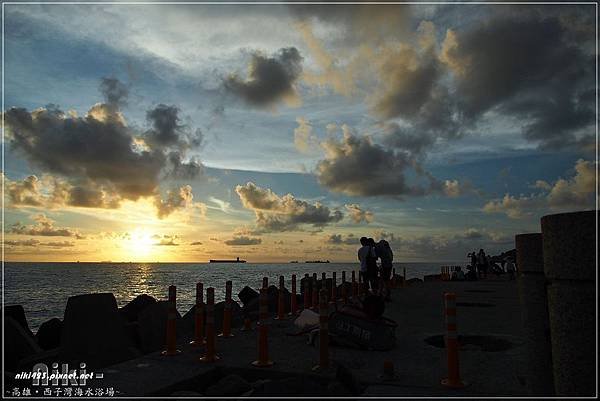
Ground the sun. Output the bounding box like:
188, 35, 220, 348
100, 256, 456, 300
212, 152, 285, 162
129, 228, 155, 259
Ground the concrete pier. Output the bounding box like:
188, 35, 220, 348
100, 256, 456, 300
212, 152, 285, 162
541, 210, 596, 396
515, 233, 554, 395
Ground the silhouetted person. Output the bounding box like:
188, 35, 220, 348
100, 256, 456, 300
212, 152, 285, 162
452, 266, 466, 281
358, 237, 370, 291
376, 239, 393, 301
477, 249, 487, 279
505, 258, 516, 280
366, 238, 379, 292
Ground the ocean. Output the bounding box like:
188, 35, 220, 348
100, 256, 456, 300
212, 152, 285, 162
4, 261, 461, 331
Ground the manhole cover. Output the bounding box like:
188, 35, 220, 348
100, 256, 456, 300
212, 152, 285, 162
424, 334, 513, 352
456, 302, 495, 307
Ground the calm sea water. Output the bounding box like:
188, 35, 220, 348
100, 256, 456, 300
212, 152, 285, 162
4, 262, 459, 331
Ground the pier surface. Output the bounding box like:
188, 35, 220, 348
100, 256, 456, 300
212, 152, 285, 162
100, 278, 527, 397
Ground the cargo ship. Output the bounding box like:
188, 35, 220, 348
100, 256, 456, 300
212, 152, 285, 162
209, 257, 246, 263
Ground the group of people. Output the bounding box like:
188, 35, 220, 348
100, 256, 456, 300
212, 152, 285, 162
465, 248, 516, 281
357, 237, 394, 300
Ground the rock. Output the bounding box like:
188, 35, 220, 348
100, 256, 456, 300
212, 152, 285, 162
423, 274, 441, 282
254, 376, 325, 396
406, 278, 423, 286
181, 300, 243, 338
242, 297, 259, 321
138, 301, 181, 354
119, 294, 157, 322
238, 286, 259, 305
60, 293, 137, 368
5, 317, 42, 372
4, 305, 33, 338
204, 374, 251, 396
35, 318, 62, 350
294, 309, 319, 329
336, 364, 362, 395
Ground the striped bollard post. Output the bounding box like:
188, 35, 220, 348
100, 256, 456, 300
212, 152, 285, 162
290, 274, 298, 315
252, 288, 273, 367
311, 276, 318, 312
441, 293, 464, 388
219, 281, 234, 338
190, 282, 205, 346
313, 289, 330, 370
275, 275, 286, 320
200, 288, 220, 362
330, 272, 337, 303
303, 273, 311, 310
162, 285, 181, 356
341, 271, 348, 305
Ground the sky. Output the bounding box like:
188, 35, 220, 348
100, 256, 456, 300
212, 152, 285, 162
2, 2, 597, 263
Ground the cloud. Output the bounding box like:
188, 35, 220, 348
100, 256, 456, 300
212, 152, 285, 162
4, 174, 45, 206
316, 131, 451, 197
4, 239, 74, 248
4, 78, 205, 218
190, 241, 203, 246
153, 234, 180, 246
4, 239, 40, 247
326, 233, 358, 245
440, 15, 594, 149
10, 214, 84, 238
345, 204, 374, 224
294, 117, 319, 154
483, 159, 597, 219
144, 104, 203, 151
154, 185, 206, 219
99, 77, 129, 109
224, 235, 262, 246
235, 182, 343, 232
224, 47, 303, 107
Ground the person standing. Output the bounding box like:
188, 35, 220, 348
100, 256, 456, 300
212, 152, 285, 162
358, 237, 371, 292
477, 249, 487, 279
377, 239, 393, 301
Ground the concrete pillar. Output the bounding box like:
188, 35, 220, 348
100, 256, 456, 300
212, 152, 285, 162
541, 210, 595, 396
516, 233, 554, 396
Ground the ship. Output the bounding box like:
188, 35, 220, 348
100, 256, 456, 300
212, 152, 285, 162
209, 257, 246, 263
305, 260, 330, 263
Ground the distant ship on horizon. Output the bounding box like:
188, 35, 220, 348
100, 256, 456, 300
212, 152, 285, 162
209, 257, 247, 263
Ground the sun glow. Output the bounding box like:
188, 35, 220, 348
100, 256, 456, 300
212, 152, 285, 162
128, 229, 155, 259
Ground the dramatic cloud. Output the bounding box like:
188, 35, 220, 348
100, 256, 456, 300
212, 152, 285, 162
10, 214, 83, 238
483, 159, 597, 219
153, 234, 180, 246
440, 15, 594, 149
154, 185, 206, 219
225, 47, 303, 107
4, 239, 74, 248
4, 78, 205, 218
235, 182, 343, 232
326, 233, 358, 245
345, 204, 374, 224
224, 235, 262, 246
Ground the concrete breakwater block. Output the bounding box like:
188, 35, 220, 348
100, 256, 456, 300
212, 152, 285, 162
542, 210, 595, 396
406, 278, 423, 286
60, 293, 137, 368
5, 316, 43, 372
238, 286, 259, 305
180, 300, 243, 337
138, 301, 182, 354
4, 305, 34, 338
35, 317, 63, 350
119, 294, 157, 323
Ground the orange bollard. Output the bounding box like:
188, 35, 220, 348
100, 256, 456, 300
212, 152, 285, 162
162, 285, 181, 356
252, 288, 273, 367
311, 276, 319, 312
331, 272, 336, 303
341, 271, 348, 305
200, 287, 220, 362
275, 276, 286, 320
290, 274, 298, 315
441, 293, 464, 388
313, 288, 329, 370
219, 281, 234, 338
303, 273, 311, 310
262, 277, 268, 289
190, 282, 205, 346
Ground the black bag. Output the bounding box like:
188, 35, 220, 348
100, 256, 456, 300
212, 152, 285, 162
329, 306, 397, 351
